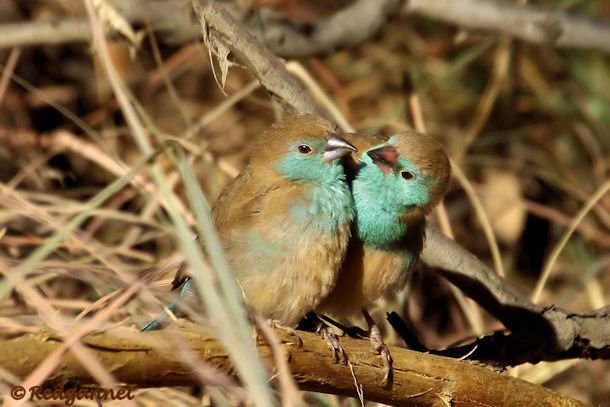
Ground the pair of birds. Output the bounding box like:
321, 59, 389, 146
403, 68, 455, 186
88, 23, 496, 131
143, 113, 451, 385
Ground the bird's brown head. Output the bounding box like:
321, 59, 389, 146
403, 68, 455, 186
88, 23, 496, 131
250, 114, 357, 184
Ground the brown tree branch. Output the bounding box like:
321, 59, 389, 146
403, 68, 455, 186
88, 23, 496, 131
388, 307, 610, 367
0, 324, 585, 406
421, 225, 610, 362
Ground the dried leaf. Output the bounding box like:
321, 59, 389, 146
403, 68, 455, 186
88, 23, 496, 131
200, 9, 238, 95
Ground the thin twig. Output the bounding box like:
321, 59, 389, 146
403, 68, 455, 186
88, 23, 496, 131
532, 180, 610, 303
0, 47, 20, 106
450, 162, 506, 278
285, 61, 353, 132
455, 36, 512, 163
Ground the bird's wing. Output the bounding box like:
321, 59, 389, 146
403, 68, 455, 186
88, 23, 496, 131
212, 168, 290, 236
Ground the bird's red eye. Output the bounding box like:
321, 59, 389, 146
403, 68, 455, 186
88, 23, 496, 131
401, 171, 415, 180
298, 144, 312, 154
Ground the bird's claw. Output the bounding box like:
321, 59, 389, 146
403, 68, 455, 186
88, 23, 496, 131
268, 319, 303, 347
369, 322, 393, 387
319, 325, 347, 364
378, 342, 393, 387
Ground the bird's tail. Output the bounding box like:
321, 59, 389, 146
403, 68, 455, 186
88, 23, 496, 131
141, 278, 194, 331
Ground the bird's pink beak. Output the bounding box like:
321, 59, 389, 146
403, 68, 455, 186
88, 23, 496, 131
323, 135, 357, 162
367, 144, 398, 175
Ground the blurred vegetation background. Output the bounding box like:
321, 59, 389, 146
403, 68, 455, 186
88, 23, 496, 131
0, 0, 608, 405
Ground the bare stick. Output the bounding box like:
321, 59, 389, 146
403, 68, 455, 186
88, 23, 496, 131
0, 20, 91, 49
402, 0, 610, 54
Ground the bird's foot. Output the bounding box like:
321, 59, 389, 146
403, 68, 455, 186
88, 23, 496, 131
369, 321, 393, 387
318, 324, 348, 364
362, 310, 393, 387
267, 319, 303, 347
300, 312, 348, 364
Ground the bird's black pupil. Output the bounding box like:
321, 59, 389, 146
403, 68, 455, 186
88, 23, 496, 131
298, 145, 312, 154
402, 171, 414, 180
